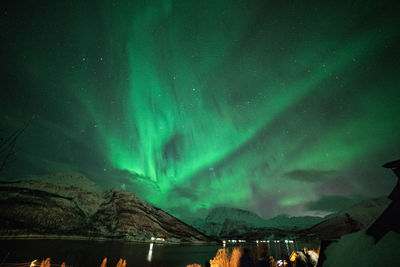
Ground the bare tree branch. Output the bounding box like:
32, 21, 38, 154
0, 124, 27, 172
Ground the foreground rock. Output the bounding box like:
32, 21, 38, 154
0, 174, 214, 243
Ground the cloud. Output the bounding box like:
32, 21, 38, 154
305, 195, 367, 212
283, 169, 338, 182
316, 177, 355, 195
169, 186, 198, 201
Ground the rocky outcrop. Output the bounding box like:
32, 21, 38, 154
0, 174, 214, 243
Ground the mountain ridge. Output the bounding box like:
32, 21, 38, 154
0, 173, 215, 244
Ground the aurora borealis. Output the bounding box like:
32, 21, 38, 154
1, 0, 399, 219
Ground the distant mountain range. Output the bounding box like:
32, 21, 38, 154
1, 172, 389, 243
0, 173, 215, 244
188, 206, 326, 239
187, 198, 389, 240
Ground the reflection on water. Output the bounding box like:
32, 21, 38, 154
147, 243, 153, 262
0, 239, 319, 267
265, 241, 293, 259
285, 242, 290, 257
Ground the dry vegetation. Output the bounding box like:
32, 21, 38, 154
0, 257, 127, 267
187, 247, 243, 267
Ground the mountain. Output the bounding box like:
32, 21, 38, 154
2, 172, 103, 194
195, 207, 324, 239
263, 214, 325, 229
0, 173, 214, 244
193, 197, 388, 240
195, 207, 267, 237
336, 197, 390, 228
300, 197, 390, 239
0, 175, 103, 236
89, 188, 215, 243
206, 207, 268, 226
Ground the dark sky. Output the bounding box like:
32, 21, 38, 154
1, 0, 399, 219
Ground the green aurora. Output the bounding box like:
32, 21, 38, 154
1, 0, 400, 219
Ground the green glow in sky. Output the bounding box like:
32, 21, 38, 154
1, 0, 399, 218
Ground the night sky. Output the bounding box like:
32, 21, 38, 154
1, 0, 399, 219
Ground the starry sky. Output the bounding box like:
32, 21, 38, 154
1, 0, 399, 220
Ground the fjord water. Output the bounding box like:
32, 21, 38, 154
0, 239, 319, 266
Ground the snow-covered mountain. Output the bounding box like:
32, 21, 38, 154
300, 197, 390, 239
263, 214, 325, 229
336, 197, 390, 228
206, 207, 268, 226
192, 197, 389, 240
194, 207, 325, 238
195, 207, 267, 237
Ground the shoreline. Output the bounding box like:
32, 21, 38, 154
0, 234, 220, 245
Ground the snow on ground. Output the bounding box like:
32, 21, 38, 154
323, 229, 400, 266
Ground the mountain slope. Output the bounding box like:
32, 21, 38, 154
196, 207, 325, 238
300, 197, 390, 239
206, 207, 267, 226
263, 214, 325, 229
196, 207, 267, 237
0, 174, 214, 243
90, 188, 215, 243
194, 198, 388, 240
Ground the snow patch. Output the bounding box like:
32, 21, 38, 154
323, 230, 400, 267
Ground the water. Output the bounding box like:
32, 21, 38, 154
0, 239, 319, 266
